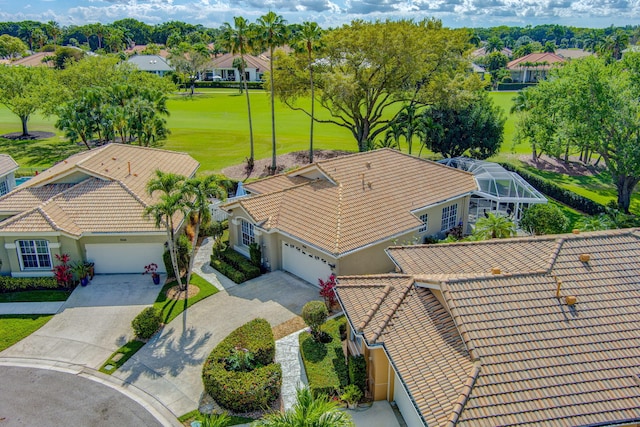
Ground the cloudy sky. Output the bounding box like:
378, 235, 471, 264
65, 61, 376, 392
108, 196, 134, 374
0, 0, 637, 29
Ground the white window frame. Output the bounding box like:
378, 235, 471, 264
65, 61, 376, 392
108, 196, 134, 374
17, 240, 52, 270
0, 180, 7, 196
441, 204, 458, 231
419, 213, 428, 233
240, 220, 255, 247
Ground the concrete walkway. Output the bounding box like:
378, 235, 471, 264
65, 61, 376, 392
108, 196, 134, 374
194, 236, 240, 291
0, 301, 65, 314
275, 329, 309, 411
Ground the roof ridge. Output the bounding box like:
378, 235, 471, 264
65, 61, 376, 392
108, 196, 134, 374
446, 362, 482, 427
338, 273, 412, 280
0, 205, 59, 232
441, 282, 477, 360
370, 278, 414, 343
334, 183, 343, 254
545, 238, 565, 272
357, 284, 391, 333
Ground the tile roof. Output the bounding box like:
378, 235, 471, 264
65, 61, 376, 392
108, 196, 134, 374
5, 52, 54, 67
0, 154, 18, 176
339, 228, 640, 426
127, 55, 173, 72
0, 144, 199, 236
237, 149, 477, 255
211, 53, 269, 71
507, 52, 565, 70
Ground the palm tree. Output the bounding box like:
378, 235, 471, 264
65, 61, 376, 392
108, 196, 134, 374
256, 11, 288, 174
254, 386, 353, 427
473, 213, 516, 239
47, 21, 61, 46
485, 36, 504, 53
182, 175, 230, 287
219, 17, 255, 169
296, 22, 322, 163
145, 170, 189, 291
392, 104, 420, 155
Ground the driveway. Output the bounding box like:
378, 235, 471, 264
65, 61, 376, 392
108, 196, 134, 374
0, 274, 161, 369
113, 271, 318, 417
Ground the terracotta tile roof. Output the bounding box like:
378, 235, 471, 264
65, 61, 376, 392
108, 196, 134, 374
0, 144, 198, 236
6, 52, 54, 67
238, 149, 477, 255
337, 275, 474, 427
0, 154, 18, 176
341, 228, 640, 426
507, 52, 565, 70
211, 53, 269, 71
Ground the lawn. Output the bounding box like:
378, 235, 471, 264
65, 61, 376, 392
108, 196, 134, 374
0, 289, 71, 303
178, 409, 253, 427
154, 272, 218, 324
299, 316, 349, 396
0, 314, 53, 351
99, 339, 145, 375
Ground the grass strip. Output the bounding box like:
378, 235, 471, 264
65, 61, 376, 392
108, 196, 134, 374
98, 340, 145, 375
0, 314, 53, 351
177, 409, 253, 426
154, 272, 219, 325
0, 290, 71, 303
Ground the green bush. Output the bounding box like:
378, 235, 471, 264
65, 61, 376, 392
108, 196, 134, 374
131, 307, 162, 339
348, 355, 367, 393
210, 249, 261, 284
302, 301, 328, 338
520, 203, 570, 235
210, 258, 246, 284
202, 318, 281, 412
0, 276, 59, 293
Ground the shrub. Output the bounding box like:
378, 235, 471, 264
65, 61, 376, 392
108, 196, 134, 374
319, 274, 337, 309
202, 318, 281, 412
341, 384, 363, 405
248, 242, 261, 269
302, 301, 329, 339
210, 248, 261, 284
0, 276, 59, 293
163, 234, 192, 278
348, 355, 367, 393
520, 203, 570, 235
131, 307, 162, 339
53, 254, 73, 289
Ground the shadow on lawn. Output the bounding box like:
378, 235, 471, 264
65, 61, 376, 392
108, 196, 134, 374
0, 137, 82, 168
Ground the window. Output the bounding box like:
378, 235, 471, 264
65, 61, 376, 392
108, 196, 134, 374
441, 204, 458, 231
241, 220, 255, 247
17, 240, 52, 270
419, 213, 428, 232
0, 180, 7, 196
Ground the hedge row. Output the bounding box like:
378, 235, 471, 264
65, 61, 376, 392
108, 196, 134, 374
202, 318, 281, 412
191, 81, 264, 90
0, 276, 59, 293
210, 249, 260, 284
500, 162, 606, 215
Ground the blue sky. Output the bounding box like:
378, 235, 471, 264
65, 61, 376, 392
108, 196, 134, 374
0, 0, 637, 29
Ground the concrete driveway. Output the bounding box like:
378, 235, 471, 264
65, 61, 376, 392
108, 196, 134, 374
0, 274, 161, 369
113, 271, 318, 417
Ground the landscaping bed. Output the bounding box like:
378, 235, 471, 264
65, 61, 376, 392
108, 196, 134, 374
154, 273, 218, 324
0, 289, 71, 303
210, 248, 261, 284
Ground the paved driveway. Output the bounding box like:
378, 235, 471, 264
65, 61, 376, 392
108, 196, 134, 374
113, 271, 318, 417
0, 274, 161, 369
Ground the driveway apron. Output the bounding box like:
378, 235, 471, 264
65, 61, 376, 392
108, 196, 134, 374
0, 274, 162, 369
112, 271, 318, 417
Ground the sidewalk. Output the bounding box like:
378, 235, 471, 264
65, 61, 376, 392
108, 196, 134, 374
0, 301, 65, 315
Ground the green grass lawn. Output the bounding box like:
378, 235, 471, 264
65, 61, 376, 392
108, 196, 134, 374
154, 272, 218, 324
299, 316, 349, 396
0, 314, 53, 351
0, 289, 71, 303
99, 339, 145, 375
177, 409, 254, 427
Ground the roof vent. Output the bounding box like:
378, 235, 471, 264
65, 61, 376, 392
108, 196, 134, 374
579, 253, 590, 263
365, 161, 371, 168
491, 267, 501, 275
565, 295, 577, 306
556, 280, 562, 298
572, 229, 580, 234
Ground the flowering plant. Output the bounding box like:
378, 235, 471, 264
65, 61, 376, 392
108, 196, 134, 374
53, 253, 72, 288
319, 274, 338, 309
143, 263, 159, 275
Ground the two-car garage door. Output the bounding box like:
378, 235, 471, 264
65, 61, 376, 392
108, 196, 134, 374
281, 241, 332, 285
85, 243, 165, 274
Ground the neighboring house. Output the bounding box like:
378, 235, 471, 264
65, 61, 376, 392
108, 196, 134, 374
556, 48, 593, 60
507, 52, 565, 83
470, 63, 485, 80
470, 47, 512, 58
223, 149, 477, 284
127, 55, 174, 76
125, 45, 170, 58
209, 53, 268, 81
0, 155, 19, 196
0, 144, 199, 277
336, 228, 640, 426
3, 52, 54, 67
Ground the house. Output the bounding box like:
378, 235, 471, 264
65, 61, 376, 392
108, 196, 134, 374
223, 149, 477, 284
2, 52, 54, 67
555, 48, 593, 60
208, 53, 268, 81
336, 228, 640, 426
507, 52, 565, 83
0, 144, 199, 277
0, 155, 19, 196
125, 45, 170, 58
127, 55, 174, 77
470, 47, 512, 58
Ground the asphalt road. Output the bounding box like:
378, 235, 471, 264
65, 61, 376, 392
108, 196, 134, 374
0, 366, 163, 427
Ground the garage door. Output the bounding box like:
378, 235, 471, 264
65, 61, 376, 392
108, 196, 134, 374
85, 243, 165, 274
281, 242, 332, 285
393, 371, 424, 427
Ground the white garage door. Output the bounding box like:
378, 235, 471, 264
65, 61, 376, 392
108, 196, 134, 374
281, 241, 332, 285
85, 243, 165, 274
393, 371, 425, 427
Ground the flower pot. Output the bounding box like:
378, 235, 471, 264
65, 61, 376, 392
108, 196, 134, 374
80, 276, 89, 287
347, 402, 358, 410
152, 273, 160, 285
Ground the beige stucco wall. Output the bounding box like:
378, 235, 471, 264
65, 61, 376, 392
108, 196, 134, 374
369, 347, 391, 401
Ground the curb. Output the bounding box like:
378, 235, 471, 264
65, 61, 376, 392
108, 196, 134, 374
0, 357, 182, 427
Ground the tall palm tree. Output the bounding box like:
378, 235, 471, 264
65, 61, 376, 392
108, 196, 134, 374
256, 11, 288, 174
473, 213, 516, 240
182, 174, 230, 287
392, 104, 420, 155
254, 386, 353, 427
219, 17, 255, 169
296, 22, 322, 163
145, 170, 189, 291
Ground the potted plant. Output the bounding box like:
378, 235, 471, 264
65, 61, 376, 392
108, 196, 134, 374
144, 263, 160, 285
72, 262, 90, 287
340, 384, 363, 410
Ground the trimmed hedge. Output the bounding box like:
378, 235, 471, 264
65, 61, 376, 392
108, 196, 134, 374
193, 81, 264, 90
496, 82, 538, 91
0, 276, 59, 293
500, 162, 606, 215
202, 318, 281, 412
210, 248, 261, 284
131, 307, 162, 339
348, 355, 367, 394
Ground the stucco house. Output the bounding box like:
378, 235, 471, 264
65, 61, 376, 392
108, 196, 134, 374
127, 54, 174, 77
224, 149, 477, 284
208, 53, 268, 81
0, 154, 18, 196
336, 228, 640, 426
507, 52, 565, 83
0, 144, 198, 277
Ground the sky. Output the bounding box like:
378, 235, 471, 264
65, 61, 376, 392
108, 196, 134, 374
0, 0, 638, 30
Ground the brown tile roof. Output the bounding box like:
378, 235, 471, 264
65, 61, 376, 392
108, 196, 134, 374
0, 144, 199, 236
340, 229, 640, 426
211, 53, 269, 71
507, 52, 565, 70
0, 154, 18, 176
337, 275, 474, 427
6, 52, 54, 67
237, 149, 477, 255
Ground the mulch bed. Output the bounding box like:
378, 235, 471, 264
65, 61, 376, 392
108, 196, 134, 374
517, 154, 605, 177
165, 284, 200, 300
